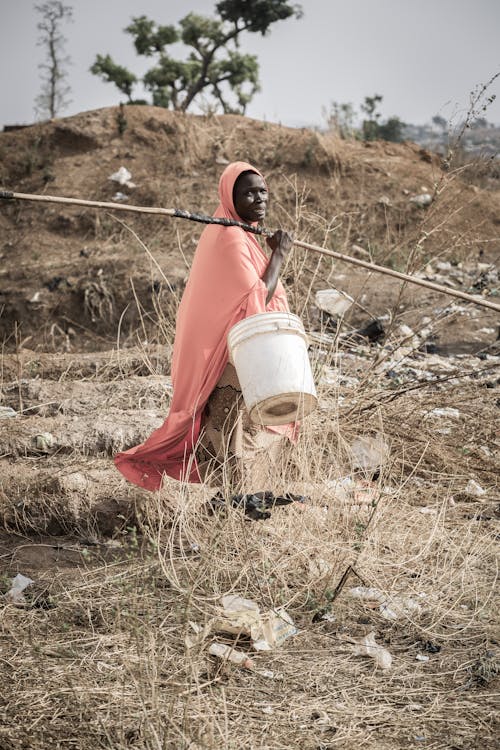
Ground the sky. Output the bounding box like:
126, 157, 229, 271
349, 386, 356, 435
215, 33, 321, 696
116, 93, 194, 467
1, 0, 499, 129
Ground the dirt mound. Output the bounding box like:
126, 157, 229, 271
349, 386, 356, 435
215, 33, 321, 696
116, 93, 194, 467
1, 105, 499, 348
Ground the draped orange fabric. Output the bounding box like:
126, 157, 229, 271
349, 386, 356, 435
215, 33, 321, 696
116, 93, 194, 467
114, 161, 295, 491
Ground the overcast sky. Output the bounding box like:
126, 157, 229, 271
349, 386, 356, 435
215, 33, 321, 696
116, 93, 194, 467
1, 0, 499, 128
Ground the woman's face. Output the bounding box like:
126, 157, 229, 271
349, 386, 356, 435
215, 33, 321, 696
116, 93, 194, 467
232, 172, 268, 223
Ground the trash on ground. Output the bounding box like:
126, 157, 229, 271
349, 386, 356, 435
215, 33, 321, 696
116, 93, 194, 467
352, 631, 392, 669
6, 573, 34, 605
353, 318, 386, 343
416, 653, 430, 662
350, 433, 389, 473
410, 192, 433, 207
112, 191, 129, 202
108, 166, 136, 188
326, 476, 380, 509
33, 432, 55, 452
208, 641, 254, 668
465, 479, 487, 497
424, 407, 460, 420
214, 594, 297, 651
418, 507, 438, 515
315, 288, 354, 317
349, 586, 422, 621
185, 621, 213, 650
257, 669, 277, 679
0, 406, 17, 419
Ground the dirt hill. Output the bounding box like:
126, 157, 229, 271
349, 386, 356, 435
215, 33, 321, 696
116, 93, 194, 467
1, 105, 499, 350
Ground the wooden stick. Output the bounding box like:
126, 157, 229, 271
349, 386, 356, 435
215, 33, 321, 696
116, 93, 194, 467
1, 189, 499, 313
293, 239, 500, 312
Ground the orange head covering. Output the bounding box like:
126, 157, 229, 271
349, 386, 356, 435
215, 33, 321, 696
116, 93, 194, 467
216, 160, 265, 220
114, 161, 292, 491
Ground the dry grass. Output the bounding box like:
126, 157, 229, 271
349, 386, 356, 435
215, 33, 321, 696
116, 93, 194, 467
1, 317, 498, 749
1, 126, 499, 747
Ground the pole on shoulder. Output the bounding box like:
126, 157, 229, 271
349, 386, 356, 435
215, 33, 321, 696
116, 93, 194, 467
1, 190, 499, 313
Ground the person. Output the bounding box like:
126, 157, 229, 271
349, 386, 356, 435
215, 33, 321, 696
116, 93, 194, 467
114, 161, 298, 495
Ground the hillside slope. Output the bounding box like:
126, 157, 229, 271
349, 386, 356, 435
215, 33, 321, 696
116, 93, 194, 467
0, 105, 498, 349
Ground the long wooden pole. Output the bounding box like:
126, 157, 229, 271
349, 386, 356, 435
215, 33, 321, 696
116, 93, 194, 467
1, 190, 499, 313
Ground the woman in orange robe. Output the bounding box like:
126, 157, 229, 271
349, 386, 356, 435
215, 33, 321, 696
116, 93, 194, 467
114, 161, 296, 492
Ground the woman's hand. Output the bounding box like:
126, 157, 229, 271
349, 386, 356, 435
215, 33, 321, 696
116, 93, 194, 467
262, 230, 294, 304
266, 229, 294, 258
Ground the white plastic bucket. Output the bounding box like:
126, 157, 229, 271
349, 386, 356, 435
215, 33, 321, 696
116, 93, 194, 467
227, 312, 317, 426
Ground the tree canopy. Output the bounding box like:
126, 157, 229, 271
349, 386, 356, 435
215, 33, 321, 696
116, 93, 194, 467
325, 94, 406, 143
91, 0, 302, 114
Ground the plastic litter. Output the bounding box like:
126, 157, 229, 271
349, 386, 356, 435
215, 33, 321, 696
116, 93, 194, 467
112, 191, 129, 202
350, 433, 389, 472
33, 432, 55, 452
425, 407, 460, 420
214, 594, 297, 651
315, 288, 354, 317
352, 631, 392, 669
416, 653, 430, 662
0, 406, 17, 419
208, 491, 304, 520
108, 166, 136, 188
465, 479, 487, 497
208, 642, 253, 669
349, 586, 422, 621
6, 573, 34, 605
409, 193, 433, 207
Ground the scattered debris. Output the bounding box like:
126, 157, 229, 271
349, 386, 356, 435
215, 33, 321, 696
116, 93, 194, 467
421, 641, 441, 654
350, 433, 389, 473
315, 288, 354, 317
112, 191, 129, 202
349, 586, 422, 621
108, 166, 136, 188
416, 653, 430, 662
352, 631, 392, 669
0, 406, 17, 419
465, 479, 487, 497
410, 193, 433, 207
353, 318, 386, 343
208, 642, 253, 669
6, 574, 34, 605
33, 432, 55, 452
424, 407, 461, 420
214, 594, 297, 652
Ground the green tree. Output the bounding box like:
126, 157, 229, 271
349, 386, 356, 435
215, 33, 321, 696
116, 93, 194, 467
378, 115, 406, 142
34, 0, 73, 119
324, 101, 357, 139
361, 94, 383, 141
91, 1, 302, 114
